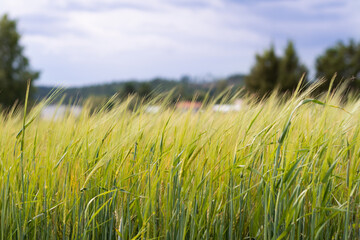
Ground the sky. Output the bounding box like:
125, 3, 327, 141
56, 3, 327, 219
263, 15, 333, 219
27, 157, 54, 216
2, 0, 360, 86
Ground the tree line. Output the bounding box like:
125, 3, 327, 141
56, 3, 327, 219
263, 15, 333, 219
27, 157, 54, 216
1, 14, 360, 108
246, 40, 360, 97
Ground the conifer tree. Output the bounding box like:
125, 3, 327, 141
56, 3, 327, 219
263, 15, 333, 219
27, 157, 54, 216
278, 41, 307, 92
245, 45, 279, 96
246, 41, 307, 97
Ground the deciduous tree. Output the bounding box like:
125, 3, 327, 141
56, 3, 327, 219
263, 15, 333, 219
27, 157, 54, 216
0, 14, 39, 108
316, 39, 360, 92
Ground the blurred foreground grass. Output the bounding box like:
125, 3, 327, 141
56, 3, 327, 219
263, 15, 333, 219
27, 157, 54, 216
0, 86, 360, 239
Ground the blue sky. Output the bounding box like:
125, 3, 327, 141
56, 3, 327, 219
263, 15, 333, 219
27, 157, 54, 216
2, 0, 360, 86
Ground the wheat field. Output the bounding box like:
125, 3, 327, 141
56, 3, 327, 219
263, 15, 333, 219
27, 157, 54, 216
0, 86, 360, 239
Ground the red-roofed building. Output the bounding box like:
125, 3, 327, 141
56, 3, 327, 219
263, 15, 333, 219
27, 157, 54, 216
176, 101, 202, 112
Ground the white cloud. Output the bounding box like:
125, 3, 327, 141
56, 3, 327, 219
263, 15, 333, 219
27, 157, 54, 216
2, 0, 360, 85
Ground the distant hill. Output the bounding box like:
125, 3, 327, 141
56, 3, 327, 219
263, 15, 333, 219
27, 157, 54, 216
34, 74, 246, 103
226, 74, 246, 86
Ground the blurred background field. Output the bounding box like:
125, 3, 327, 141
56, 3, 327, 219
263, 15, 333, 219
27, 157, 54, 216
1, 1, 360, 109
